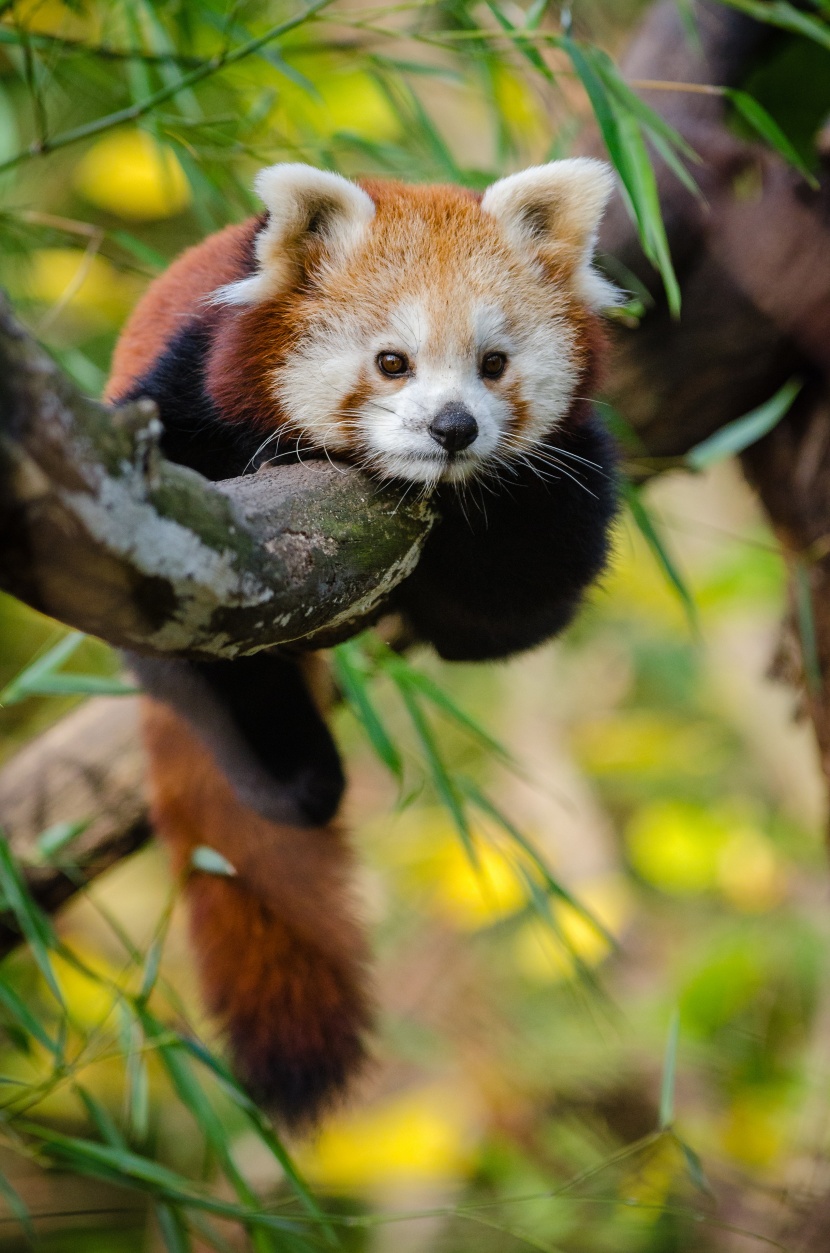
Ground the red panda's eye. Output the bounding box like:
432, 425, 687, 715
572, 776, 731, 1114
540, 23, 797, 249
377, 352, 409, 377
481, 352, 507, 379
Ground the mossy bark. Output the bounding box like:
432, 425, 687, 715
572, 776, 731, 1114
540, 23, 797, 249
0, 293, 435, 661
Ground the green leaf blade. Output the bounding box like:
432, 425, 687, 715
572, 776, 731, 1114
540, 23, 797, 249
190, 846, 237, 877
685, 378, 802, 471
659, 1009, 680, 1129
726, 89, 818, 187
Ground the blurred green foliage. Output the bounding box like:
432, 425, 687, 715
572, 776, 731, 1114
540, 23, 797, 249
1, 0, 830, 1249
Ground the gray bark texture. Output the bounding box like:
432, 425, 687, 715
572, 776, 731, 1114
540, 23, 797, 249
0, 292, 435, 660
2, 0, 830, 943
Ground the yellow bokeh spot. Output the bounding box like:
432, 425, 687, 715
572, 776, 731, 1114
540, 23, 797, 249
49, 949, 120, 1031
4, 0, 93, 37
74, 130, 191, 221
492, 68, 547, 147
618, 1135, 684, 1218
299, 1086, 474, 1192
604, 519, 694, 627
384, 810, 529, 930
432, 839, 527, 929
23, 248, 140, 327
320, 70, 399, 141
573, 712, 722, 779
271, 64, 400, 144
717, 829, 785, 913
626, 800, 724, 894
626, 799, 784, 906
513, 875, 631, 983
720, 1092, 785, 1168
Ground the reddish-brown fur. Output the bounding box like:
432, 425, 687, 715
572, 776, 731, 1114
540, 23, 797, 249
106, 217, 374, 1125
110, 212, 377, 1125
107, 179, 603, 447
105, 218, 261, 402
111, 175, 608, 1125
142, 696, 371, 1125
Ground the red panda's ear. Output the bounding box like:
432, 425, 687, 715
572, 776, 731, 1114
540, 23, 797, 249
215, 165, 375, 306
481, 159, 621, 310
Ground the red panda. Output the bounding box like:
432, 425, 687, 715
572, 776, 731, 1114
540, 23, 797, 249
106, 161, 620, 1127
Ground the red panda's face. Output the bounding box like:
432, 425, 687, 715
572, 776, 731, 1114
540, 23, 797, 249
215, 163, 619, 485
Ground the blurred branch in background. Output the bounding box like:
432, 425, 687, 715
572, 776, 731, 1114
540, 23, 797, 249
598, 0, 830, 794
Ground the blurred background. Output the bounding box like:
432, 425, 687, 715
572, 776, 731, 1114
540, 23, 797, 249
2, 0, 830, 1249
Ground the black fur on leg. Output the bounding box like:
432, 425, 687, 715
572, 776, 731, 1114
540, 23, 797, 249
393, 412, 619, 661
130, 651, 345, 827
115, 318, 269, 482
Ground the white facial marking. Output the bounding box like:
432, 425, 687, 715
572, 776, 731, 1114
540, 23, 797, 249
260, 161, 621, 484
274, 288, 579, 484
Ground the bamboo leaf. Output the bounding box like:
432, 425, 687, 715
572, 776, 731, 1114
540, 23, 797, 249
332, 641, 403, 780
460, 778, 617, 950
0, 979, 60, 1056
716, 0, 830, 52
0, 632, 135, 703
156, 1203, 192, 1253
14, 1123, 313, 1243
615, 110, 682, 316
0, 1168, 33, 1243
0, 834, 63, 1005
658, 1009, 680, 1128
21, 1122, 217, 1194
642, 127, 701, 200
685, 378, 802, 470
136, 1010, 287, 1253
396, 684, 477, 865
9, 674, 138, 698
121, 1013, 150, 1143
35, 818, 91, 863
484, 0, 553, 79
623, 483, 698, 630
138, 934, 165, 1003
172, 1035, 334, 1243
378, 649, 515, 766
676, 1136, 714, 1197
190, 846, 237, 877
0, 632, 84, 705
589, 46, 699, 166
564, 40, 681, 314
794, 559, 822, 697
111, 229, 168, 272
525, 0, 551, 30
726, 90, 819, 187
76, 1084, 127, 1149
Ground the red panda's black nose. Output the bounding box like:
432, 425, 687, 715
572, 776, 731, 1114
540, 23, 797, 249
429, 403, 479, 453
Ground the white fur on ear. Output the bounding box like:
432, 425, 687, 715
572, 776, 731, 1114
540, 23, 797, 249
481, 158, 621, 310
215, 164, 375, 306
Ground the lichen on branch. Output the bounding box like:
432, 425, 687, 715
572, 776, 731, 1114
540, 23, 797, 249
0, 293, 435, 661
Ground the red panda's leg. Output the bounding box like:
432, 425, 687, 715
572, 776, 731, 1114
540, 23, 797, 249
130, 651, 345, 829
142, 696, 372, 1126
393, 413, 618, 661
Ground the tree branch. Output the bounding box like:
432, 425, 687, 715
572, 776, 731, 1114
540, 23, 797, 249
0, 293, 435, 660
0, 697, 146, 956
4, 0, 830, 942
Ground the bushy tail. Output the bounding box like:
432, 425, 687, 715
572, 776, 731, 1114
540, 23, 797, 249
141, 698, 372, 1127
